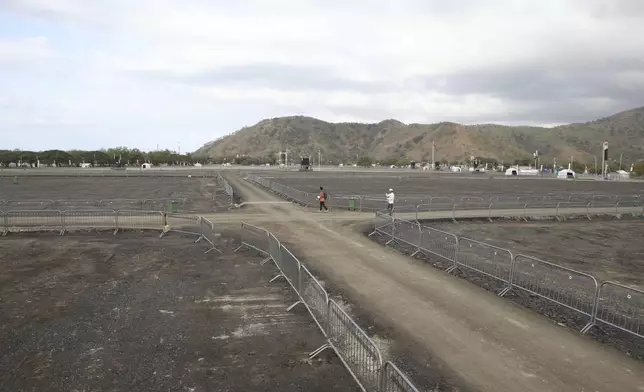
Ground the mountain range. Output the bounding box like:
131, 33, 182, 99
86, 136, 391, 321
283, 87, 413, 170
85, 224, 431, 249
194, 107, 644, 164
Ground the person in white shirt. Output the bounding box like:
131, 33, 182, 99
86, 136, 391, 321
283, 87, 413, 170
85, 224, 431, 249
385, 188, 395, 215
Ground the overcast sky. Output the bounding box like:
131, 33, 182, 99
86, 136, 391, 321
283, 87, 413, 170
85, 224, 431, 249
1, 0, 643, 152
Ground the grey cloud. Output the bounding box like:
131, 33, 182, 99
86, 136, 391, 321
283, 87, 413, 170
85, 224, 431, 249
418, 59, 644, 101
132, 63, 397, 93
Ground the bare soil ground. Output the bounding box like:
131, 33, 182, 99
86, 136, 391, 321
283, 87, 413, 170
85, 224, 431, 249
427, 220, 644, 288
269, 172, 644, 199
0, 176, 230, 212
227, 174, 644, 392
369, 219, 644, 362
0, 231, 356, 392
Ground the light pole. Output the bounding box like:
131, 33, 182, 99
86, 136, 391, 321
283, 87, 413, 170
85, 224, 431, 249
593, 156, 597, 175
318, 149, 321, 171
619, 153, 623, 171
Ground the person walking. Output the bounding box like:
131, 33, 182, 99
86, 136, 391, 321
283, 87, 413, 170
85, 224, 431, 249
386, 188, 395, 215
318, 186, 329, 212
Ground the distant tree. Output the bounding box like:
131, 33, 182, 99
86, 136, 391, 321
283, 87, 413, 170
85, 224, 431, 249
357, 156, 373, 167
631, 161, 644, 177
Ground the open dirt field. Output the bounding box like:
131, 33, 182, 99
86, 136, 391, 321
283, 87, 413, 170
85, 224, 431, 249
266, 172, 644, 198
427, 220, 644, 288
225, 174, 644, 392
0, 176, 229, 212
0, 231, 356, 392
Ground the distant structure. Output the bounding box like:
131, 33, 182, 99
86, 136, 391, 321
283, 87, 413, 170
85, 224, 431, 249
299, 156, 312, 171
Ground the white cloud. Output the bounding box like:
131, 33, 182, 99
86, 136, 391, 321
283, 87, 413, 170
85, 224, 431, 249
1, 0, 644, 151
0, 36, 52, 67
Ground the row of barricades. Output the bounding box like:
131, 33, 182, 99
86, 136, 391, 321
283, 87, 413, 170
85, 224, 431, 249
371, 212, 644, 340
245, 174, 644, 213
393, 199, 644, 221
216, 173, 235, 207
0, 169, 220, 177
0, 198, 191, 207
0, 209, 220, 254
237, 222, 420, 392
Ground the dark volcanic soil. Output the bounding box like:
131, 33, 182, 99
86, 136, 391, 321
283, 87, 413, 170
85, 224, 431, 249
0, 231, 356, 392
0, 176, 230, 212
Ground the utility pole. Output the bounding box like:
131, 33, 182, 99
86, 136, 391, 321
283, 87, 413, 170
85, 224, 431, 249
553, 158, 556, 176
318, 149, 321, 171
619, 153, 623, 171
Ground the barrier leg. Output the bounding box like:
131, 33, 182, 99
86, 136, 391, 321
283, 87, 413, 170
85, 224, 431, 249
309, 343, 333, 359
269, 273, 284, 282
286, 300, 302, 312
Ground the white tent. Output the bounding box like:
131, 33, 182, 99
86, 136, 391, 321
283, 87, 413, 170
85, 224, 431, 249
141, 163, 152, 169
505, 168, 518, 176
557, 169, 576, 179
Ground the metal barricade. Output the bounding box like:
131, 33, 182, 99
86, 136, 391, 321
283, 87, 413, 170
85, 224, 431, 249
590, 281, 643, 338
488, 202, 528, 220
116, 210, 164, 231
4, 200, 55, 210
101, 199, 144, 210
166, 213, 201, 235
452, 201, 493, 220
418, 225, 459, 268
455, 238, 514, 293
391, 219, 421, 254
327, 300, 383, 391
511, 254, 599, 329
237, 222, 269, 255
5, 210, 63, 232
299, 265, 330, 336
277, 244, 302, 295
0, 210, 6, 234
360, 197, 387, 211
268, 231, 281, 261
370, 211, 394, 241
62, 210, 118, 231
379, 361, 421, 392
200, 217, 215, 243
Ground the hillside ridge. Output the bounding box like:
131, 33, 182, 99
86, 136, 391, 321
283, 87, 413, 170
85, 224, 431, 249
194, 107, 644, 164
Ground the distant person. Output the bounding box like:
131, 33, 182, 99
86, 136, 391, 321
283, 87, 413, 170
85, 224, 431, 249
386, 188, 395, 215
317, 186, 328, 212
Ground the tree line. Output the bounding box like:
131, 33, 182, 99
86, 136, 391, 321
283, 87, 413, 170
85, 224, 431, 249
0, 148, 200, 167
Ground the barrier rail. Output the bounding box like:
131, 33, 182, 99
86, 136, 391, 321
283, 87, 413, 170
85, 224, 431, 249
373, 214, 644, 342
0, 197, 201, 212
0, 210, 218, 254
235, 222, 419, 392
245, 175, 644, 218
217, 173, 234, 208
589, 281, 644, 337
379, 361, 421, 392
455, 238, 514, 293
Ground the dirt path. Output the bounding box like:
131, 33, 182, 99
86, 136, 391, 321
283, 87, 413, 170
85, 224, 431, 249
225, 175, 644, 392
